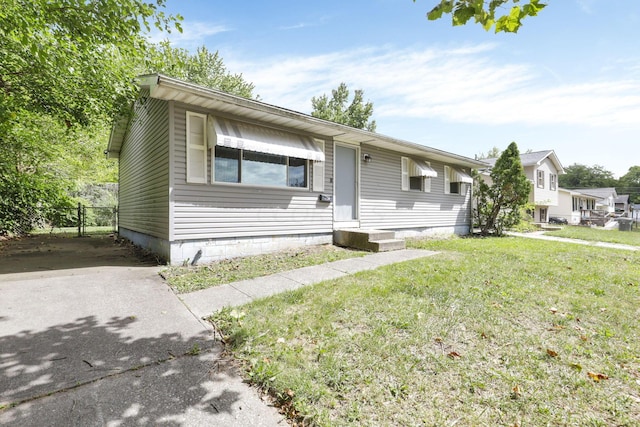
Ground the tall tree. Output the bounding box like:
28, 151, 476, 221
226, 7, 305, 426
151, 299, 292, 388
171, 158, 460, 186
476, 146, 502, 160
420, 0, 547, 33
618, 166, 640, 204
474, 142, 531, 235
559, 164, 617, 189
311, 83, 377, 131
1, 0, 181, 124
0, 0, 180, 235
146, 42, 255, 98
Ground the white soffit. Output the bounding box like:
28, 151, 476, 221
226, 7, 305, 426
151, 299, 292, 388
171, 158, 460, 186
208, 116, 325, 162
410, 159, 438, 177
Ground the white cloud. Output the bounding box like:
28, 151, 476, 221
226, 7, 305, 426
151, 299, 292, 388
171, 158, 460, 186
148, 22, 230, 48
231, 44, 640, 129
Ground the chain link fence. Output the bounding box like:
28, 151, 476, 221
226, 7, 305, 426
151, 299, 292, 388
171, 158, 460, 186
32, 203, 118, 236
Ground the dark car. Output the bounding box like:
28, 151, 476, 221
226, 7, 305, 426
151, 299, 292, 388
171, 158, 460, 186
549, 216, 568, 225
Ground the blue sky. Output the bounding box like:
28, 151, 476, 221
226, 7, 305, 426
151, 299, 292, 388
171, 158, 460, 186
157, 0, 640, 178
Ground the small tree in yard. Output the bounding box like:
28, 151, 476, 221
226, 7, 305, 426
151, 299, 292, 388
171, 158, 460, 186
474, 142, 531, 236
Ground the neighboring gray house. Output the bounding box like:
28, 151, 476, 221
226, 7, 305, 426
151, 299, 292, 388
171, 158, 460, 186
579, 188, 618, 214
615, 194, 630, 214
484, 150, 565, 223
107, 74, 485, 265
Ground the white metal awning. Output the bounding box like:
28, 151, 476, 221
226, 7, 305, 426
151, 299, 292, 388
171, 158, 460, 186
208, 116, 325, 161
450, 167, 473, 184
409, 159, 438, 178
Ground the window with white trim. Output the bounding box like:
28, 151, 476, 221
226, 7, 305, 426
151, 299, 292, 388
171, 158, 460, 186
213, 146, 308, 188
444, 165, 450, 194
550, 173, 557, 190
401, 157, 433, 192
312, 140, 325, 192
186, 112, 208, 184
537, 170, 545, 189
445, 165, 471, 195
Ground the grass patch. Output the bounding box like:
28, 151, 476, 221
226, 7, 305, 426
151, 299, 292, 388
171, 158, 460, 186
544, 224, 640, 247
162, 244, 367, 293
211, 236, 640, 426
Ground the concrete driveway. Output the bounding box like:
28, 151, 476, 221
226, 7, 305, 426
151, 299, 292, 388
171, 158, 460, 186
0, 235, 283, 426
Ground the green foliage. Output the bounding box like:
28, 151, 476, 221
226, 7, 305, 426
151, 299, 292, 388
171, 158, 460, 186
311, 83, 377, 131
0, 0, 177, 235
0, 0, 181, 125
474, 142, 531, 235
421, 0, 547, 33
145, 42, 255, 98
559, 164, 618, 189
475, 146, 502, 160
618, 166, 640, 204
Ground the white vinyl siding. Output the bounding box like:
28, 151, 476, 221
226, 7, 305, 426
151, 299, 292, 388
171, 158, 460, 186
118, 90, 170, 239
360, 145, 471, 230
186, 112, 207, 184
529, 159, 559, 206
171, 104, 333, 240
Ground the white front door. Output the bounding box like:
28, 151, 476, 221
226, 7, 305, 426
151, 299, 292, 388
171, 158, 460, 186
334, 144, 359, 225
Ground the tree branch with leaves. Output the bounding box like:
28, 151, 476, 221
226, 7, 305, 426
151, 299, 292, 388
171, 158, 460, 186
311, 83, 377, 131
420, 0, 547, 33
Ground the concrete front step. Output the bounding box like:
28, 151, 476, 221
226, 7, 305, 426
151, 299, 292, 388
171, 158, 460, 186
333, 228, 405, 252
369, 239, 406, 252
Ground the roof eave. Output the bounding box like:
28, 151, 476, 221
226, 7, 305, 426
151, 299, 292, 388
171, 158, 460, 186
141, 74, 486, 169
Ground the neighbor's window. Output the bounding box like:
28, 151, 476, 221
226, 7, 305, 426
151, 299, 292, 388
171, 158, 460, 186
550, 173, 557, 190
213, 146, 308, 188
537, 170, 545, 188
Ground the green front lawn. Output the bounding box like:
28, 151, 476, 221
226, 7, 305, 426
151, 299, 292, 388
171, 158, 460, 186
544, 224, 640, 247
162, 245, 367, 293
211, 236, 640, 426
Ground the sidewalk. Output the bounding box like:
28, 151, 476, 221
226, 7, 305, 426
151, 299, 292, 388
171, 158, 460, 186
180, 249, 439, 320
508, 231, 640, 251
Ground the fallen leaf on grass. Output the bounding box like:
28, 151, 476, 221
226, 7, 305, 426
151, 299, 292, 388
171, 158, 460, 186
550, 307, 558, 314
447, 351, 462, 359
547, 325, 565, 332
587, 372, 609, 382
510, 384, 521, 399
569, 363, 582, 372
546, 349, 559, 358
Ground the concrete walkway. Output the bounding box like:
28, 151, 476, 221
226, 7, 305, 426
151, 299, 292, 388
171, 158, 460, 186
508, 231, 640, 251
180, 249, 438, 320
0, 238, 437, 427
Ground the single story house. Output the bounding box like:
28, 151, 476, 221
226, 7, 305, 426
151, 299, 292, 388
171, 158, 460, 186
483, 150, 565, 223
107, 74, 485, 265
548, 188, 599, 225
578, 188, 618, 214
